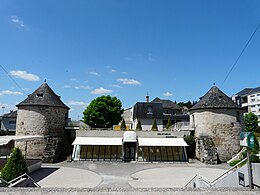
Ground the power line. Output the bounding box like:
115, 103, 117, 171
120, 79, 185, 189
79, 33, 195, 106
0, 64, 28, 96
220, 23, 260, 88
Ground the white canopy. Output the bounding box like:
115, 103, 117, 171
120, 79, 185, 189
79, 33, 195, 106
72, 137, 188, 147
0, 135, 43, 146
138, 138, 188, 147
72, 137, 122, 146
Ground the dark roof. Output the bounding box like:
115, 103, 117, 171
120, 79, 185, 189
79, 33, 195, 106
133, 102, 163, 119
190, 86, 241, 110
151, 97, 182, 110
16, 83, 69, 109
1, 111, 17, 118
235, 87, 260, 97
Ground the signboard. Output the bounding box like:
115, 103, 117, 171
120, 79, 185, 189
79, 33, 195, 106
238, 172, 245, 187
240, 132, 255, 148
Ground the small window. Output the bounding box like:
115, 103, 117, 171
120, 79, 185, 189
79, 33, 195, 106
147, 106, 153, 114
252, 105, 256, 107
37, 93, 43, 97
218, 95, 224, 99
251, 99, 255, 102
257, 94, 260, 96
250, 95, 255, 97
9, 120, 16, 125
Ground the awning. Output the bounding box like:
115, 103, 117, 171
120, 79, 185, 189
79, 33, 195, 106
0, 135, 43, 146
72, 137, 122, 146
138, 138, 188, 147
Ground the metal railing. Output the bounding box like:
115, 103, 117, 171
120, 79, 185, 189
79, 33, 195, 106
185, 158, 247, 188
8, 173, 41, 187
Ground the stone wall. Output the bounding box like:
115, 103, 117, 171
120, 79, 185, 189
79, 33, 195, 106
190, 109, 243, 162
196, 136, 218, 164
15, 106, 69, 162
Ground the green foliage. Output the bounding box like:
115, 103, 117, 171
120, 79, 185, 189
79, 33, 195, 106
177, 101, 197, 109
120, 118, 126, 130
166, 117, 172, 129
151, 119, 158, 131
184, 135, 196, 158
1, 148, 27, 182
136, 119, 142, 131
83, 95, 123, 128
229, 159, 243, 167
244, 112, 259, 132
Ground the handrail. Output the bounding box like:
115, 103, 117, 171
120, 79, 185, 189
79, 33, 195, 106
8, 173, 41, 187
185, 157, 247, 188
211, 157, 247, 185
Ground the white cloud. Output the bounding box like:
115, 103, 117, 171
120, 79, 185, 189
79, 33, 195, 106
67, 100, 88, 106
70, 78, 78, 82
89, 71, 99, 76
9, 70, 40, 81
0, 90, 23, 96
112, 84, 122, 88
111, 69, 117, 73
122, 72, 127, 74
10, 15, 25, 28
117, 78, 141, 85
74, 85, 91, 90
64, 85, 72, 88
163, 92, 173, 97
91, 87, 112, 95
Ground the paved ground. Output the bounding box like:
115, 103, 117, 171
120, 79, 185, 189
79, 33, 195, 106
28, 160, 230, 189
1, 160, 259, 194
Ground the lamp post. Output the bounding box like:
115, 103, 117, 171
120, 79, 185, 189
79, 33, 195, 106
1, 106, 5, 115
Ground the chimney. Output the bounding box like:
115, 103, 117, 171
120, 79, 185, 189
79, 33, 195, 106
146, 95, 149, 103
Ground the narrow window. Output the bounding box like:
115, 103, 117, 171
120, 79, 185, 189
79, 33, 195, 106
236, 111, 240, 122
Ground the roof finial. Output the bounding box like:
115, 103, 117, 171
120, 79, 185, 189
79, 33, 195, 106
44, 79, 46, 83
213, 82, 216, 86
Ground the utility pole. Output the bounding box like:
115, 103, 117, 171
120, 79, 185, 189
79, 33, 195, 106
246, 147, 253, 189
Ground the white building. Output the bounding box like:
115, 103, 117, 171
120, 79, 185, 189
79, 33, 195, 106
232, 87, 260, 125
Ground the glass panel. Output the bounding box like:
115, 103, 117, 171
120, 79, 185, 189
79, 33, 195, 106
80, 145, 87, 159
99, 146, 105, 161
149, 147, 156, 161
92, 146, 99, 160
143, 146, 149, 161
104, 145, 111, 161
155, 146, 161, 161
161, 146, 168, 161
86, 145, 93, 160
167, 147, 174, 161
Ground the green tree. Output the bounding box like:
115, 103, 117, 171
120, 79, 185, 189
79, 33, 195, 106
136, 119, 142, 131
1, 147, 28, 182
83, 95, 123, 128
166, 117, 172, 130
120, 118, 126, 130
244, 112, 259, 132
151, 119, 158, 131
184, 135, 196, 158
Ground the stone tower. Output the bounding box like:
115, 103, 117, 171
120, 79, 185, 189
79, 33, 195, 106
15, 82, 70, 163
189, 86, 244, 163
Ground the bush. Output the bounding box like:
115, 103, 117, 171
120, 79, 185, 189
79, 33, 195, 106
229, 159, 242, 167
151, 119, 158, 131
120, 118, 126, 130
184, 135, 196, 158
0, 148, 28, 182
136, 119, 142, 131
166, 117, 172, 130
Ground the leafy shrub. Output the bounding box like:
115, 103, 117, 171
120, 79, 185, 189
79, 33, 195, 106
0, 148, 27, 182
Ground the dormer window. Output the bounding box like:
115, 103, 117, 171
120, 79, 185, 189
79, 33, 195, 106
37, 93, 43, 97
218, 95, 223, 99
147, 106, 153, 114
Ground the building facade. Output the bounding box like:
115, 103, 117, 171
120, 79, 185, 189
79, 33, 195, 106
0, 111, 17, 132
232, 87, 260, 125
123, 97, 189, 131
190, 86, 244, 163
15, 82, 70, 163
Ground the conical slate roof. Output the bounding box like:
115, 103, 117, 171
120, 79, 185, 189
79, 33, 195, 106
190, 86, 241, 110
17, 83, 69, 109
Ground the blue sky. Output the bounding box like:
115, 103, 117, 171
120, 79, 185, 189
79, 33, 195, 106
0, 0, 260, 120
